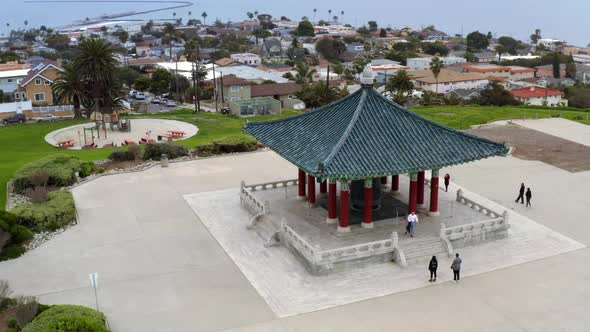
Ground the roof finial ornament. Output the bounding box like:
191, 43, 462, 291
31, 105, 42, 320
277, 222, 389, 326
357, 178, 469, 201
360, 65, 375, 87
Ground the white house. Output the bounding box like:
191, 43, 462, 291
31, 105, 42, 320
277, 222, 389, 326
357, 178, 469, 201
0, 69, 30, 93
230, 53, 262, 66
510, 86, 567, 107
410, 69, 489, 94
407, 56, 466, 71
537, 39, 567, 51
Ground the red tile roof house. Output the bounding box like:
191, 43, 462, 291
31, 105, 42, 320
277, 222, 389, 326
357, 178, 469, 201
251, 83, 301, 108
510, 86, 567, 107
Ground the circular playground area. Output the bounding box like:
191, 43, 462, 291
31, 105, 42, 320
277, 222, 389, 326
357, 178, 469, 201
45, 119, 199, 149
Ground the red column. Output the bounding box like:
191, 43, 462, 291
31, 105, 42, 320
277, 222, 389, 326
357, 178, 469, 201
319, 179, 327, 194
362, 178, 374, 228
408, 173, 418, 214
429, 169, 440, 216
326, 179, 337, 223
307, 174, 316, 204
298, 169, 306, 199
380, 176, 387, 185
417, 170, 425, 207
338, 180, 350, 233
391, 175, 399, 192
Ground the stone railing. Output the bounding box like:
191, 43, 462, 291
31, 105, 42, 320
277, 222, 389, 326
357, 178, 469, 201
281, 222, 405, 266
240, 181, 269, 217
243, 178, 298, 191
440, 189, 511, 251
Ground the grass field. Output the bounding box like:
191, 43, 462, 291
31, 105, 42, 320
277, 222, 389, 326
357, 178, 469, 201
1, 106, 589, 209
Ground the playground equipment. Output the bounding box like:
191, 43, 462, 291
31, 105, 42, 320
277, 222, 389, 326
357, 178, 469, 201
83, 121, 107, 145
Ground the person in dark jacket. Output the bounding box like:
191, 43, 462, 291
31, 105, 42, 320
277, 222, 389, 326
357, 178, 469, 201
428, 256, 438, 282
525, 188, 532, 207
515, 182, 525, 204
444, 174, 451, 192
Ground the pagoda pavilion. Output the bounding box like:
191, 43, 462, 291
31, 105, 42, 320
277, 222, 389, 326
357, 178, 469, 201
244, 69, 508, 233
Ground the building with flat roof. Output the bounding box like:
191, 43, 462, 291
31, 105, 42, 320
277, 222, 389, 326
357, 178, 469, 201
410, 69, 488, 93
407, 56, 466, 71
230, 53, 262, 66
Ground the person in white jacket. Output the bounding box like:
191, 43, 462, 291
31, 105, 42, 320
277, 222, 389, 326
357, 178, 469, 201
407, 212, 418, 238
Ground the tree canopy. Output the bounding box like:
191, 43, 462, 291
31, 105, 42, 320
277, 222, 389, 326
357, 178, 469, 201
294, 20, 315, 37
315, 38, 346, 62
421, 41, 449, 56
466, 31, 489, 51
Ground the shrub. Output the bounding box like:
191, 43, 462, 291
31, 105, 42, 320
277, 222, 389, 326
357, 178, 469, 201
108, 150, 134, 162
22, 305, 110, 332
97, 167, 105, 174
11, 191, 76, 232
0, 245, 26, 261
143, 143, 188, 160
127, 144, 141, 159
78, 162, 97, 178
195, 136, 258, 157
27, 186, 49, 203
7, 319, 18, 328
13, 155, 83, 193
37, 303, 53, 315
14, 296, 38, 328
9, 225, 33, 244
0, 298, 16, 311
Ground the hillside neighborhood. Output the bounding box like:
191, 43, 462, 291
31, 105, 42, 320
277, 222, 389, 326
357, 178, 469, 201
0, 14, 589, 119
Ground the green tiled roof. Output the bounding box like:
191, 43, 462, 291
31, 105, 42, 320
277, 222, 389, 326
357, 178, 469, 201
244, 86, 509, 180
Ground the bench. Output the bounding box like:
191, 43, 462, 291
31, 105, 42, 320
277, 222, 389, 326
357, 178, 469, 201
123, 139, 137, 146
103, 141, 114, 148
167, 130, 186, 138
82, 143, 97, 149
140, 137, 156, 144
57, 139, 75, 148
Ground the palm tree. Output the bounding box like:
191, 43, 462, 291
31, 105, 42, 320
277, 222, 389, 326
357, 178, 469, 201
73, 38, 118, 114
430, 56, 443, 93
173, 12, 176, 19
332, 62, 344, 79
24, 20, 28, 29
247, 12, 254, 20
333, 16, 338, 23
254, 10, 259, 18
294, 63, 316, 84
188, 11, 192, 17
313, 8, 317, 22
340, 10, 344, 23
385, 70, 414, 103
328, 9, 332, 21
495, 45, 507, 63
201, 11, 208, 25
52, 64, 89, 119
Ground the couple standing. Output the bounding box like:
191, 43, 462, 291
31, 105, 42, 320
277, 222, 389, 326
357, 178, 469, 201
428, 253, 462, 282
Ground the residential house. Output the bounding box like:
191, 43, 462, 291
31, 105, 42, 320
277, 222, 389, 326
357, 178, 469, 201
230, 53, 261, 66
537, 77, 576, 87
0, 68, 30, 95
215, 57, 238, 67
250, 82, 301, 108
135, 40, 154, 57
410, 69, 489, 93
572, 54, 590, 64
17, 60, 65, 106
407, 56, 466, 71
463, 64, 530, 79
576, 64, 590, 83
262, 38, 282, 57
240, 20, 260, 31
372, 64, 411, 83
472, 51, 496, 63
215, 75, 252, 103
127, 57, 162, 69
537, 39, 566, 51
346, 42, 366, 53
510, 86, 567, 106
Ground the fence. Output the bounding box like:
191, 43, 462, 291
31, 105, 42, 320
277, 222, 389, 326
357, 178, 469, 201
32, 105, 74, 113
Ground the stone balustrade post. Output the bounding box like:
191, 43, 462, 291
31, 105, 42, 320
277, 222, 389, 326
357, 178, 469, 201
456, 189, 463, 202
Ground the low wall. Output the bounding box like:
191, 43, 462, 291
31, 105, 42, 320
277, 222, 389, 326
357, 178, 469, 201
440, 189, 510, 252
281, 222, 403, 275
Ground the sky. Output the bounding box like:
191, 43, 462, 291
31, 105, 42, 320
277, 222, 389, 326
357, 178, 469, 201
0, 0, 588, 46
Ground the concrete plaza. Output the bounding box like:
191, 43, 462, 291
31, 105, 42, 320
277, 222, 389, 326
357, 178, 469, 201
0, 118, 589, 331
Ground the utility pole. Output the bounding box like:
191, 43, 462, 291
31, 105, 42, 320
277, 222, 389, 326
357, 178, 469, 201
195, 46, 201, 112
212, 61, 218, 112
192, 62, 197, 112
175, 52, 179, 103
326, 65, 330, 88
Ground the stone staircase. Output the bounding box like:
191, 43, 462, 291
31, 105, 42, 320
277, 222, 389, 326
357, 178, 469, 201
400, 237, 448, 265
252, 215, 281, 247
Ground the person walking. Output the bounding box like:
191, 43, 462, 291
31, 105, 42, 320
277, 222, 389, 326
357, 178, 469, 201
515, 182, 525, 204
444, 173, 451, 192
451, 253, 462, 282
407, 211, 418, 238
428, 256, 438, 282
525, 188, 532, 207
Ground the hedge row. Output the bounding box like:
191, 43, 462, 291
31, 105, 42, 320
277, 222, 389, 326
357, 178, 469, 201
10, 191, 76, 232
0, 211, 33, 261
108, 143, 188, 161
12, 155, 83, 193
22, 305, 110, 332
195, 136, 258, 157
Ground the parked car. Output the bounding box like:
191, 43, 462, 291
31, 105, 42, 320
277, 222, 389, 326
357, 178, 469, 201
151, 98, 161, 104
165, 100, 176, 107
135, 92, 146, 100
36, 114, 59, 122
2, 113, 26, 124
128, 90, 137, 98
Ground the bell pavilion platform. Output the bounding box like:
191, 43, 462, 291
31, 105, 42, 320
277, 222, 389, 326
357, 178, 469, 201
246, 175, 495, 274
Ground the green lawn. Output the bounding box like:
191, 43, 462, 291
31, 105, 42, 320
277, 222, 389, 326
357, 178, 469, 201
1, 106, 589, 209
